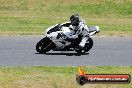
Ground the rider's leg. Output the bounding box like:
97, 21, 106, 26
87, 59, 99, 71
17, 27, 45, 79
79, 37, 88, 49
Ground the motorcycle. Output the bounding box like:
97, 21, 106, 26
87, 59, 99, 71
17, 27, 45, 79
36, 22, 100, 54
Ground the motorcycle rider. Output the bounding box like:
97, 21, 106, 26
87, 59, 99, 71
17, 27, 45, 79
65, 14, 99, 51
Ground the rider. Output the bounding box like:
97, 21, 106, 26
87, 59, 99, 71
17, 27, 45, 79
66, 14, 99, 50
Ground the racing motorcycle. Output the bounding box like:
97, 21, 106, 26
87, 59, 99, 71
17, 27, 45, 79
36, 22, 100, 54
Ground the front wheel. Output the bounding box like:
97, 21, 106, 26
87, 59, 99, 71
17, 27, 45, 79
36, 37, 55, 53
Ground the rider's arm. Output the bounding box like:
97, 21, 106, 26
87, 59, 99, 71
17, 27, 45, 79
68, 22, 84, 39
68, 30, 81, 39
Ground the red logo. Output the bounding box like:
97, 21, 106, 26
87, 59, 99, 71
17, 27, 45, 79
76, 67, 131, 85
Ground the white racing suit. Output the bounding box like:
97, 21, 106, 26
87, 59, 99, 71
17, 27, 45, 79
67, 20, 93, 48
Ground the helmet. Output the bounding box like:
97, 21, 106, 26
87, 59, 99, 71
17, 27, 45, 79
70, 14, 80, 26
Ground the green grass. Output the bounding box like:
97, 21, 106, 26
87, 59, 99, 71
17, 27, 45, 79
0, 66, 132, 88
0, 0, 132, 36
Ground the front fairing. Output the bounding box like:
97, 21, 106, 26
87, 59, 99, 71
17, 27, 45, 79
45, 22, 71, 34
43, 22, 72, 50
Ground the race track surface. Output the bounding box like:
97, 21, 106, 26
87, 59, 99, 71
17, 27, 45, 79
0, 36, 132, 66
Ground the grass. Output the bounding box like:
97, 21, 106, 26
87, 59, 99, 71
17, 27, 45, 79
0, 0, 132, 36
0, 66, 131, 88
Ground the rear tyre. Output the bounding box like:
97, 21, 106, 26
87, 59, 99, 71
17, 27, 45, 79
84, 37, 93, 53
75, 37, 93, 54
36, 37, 55, 53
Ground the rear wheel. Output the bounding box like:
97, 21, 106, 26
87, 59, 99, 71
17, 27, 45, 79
84, 37, 93, 53
75, 37, 93, 54
36, 37, 55, 53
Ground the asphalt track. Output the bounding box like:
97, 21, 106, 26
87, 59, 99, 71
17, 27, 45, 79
0, 36, 132, 66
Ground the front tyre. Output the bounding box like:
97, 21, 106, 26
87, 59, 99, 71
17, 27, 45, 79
36, 37, 55, 53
